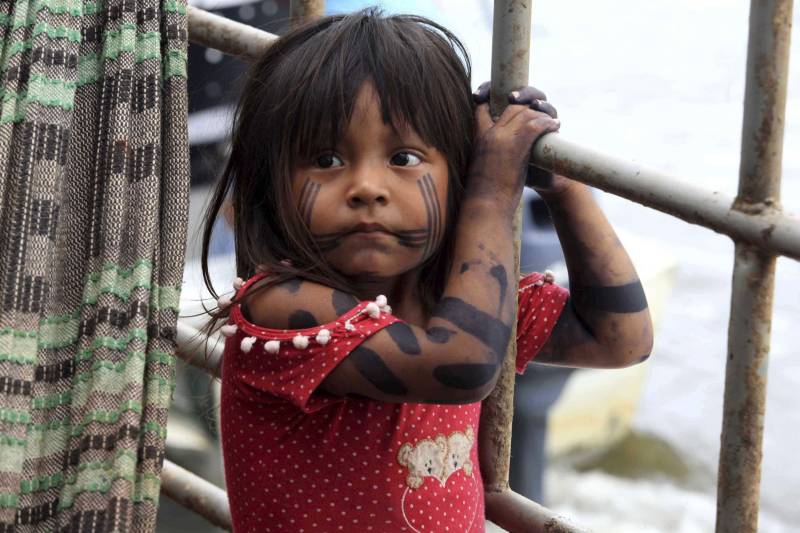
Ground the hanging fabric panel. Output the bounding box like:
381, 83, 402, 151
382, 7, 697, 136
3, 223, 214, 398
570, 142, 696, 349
0, 0, 189, 530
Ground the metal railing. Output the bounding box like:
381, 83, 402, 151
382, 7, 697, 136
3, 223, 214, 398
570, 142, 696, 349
164, 1, 797, 532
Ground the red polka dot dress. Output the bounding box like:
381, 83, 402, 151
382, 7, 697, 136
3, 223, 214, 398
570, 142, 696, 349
219, 272, 568, 532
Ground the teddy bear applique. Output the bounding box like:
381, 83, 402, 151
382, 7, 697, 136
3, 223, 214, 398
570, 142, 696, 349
397, 426, 475, 489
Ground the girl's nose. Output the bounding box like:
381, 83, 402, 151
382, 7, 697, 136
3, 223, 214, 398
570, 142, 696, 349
346, 165, 389, 208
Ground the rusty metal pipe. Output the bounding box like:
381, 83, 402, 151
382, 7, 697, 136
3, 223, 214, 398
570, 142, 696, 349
478, 0, 532, 494
290, 0, 325, 27
485, 489, 589, 533
716, 1, 793, 531
187, 5, 277, 61
532, 135, 800, 261
161, 459, 232, 531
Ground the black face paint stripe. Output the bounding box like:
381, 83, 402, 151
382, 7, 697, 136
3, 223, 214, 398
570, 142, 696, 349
573, 281, 648, 313
433, 363, 498, 390
332, 289, 358, 316
395, 228, 428, 249
349, 346, 408, 396
432, 297, 511, 360
421, 174, 440, 256
304, 182, 320, 225
298, 178, 320, 226
489, 264, 508, 313
426, 327, 456, 344
288, 310, 318, 329
417, 177, 434, 258
385, 323, 421, 355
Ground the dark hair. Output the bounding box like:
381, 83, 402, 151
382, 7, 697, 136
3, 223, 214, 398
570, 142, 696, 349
201, 7, 474, 318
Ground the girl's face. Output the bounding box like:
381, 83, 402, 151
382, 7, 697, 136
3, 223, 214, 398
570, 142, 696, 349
291, 81, 450, 280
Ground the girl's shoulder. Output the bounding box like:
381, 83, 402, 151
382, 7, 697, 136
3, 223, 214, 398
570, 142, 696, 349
230, 272, 366, 334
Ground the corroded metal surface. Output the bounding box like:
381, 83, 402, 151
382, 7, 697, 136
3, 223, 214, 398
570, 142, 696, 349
485, 489, 589, 533
716, 1, 793, 531
161, 459, 232, 531
290, 0, 325, 27
187, 5, 277, 61
478, 0, 532, 493
532, 135, 800, 261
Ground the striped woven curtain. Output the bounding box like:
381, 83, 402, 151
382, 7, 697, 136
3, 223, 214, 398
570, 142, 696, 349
0, 0, 189, 530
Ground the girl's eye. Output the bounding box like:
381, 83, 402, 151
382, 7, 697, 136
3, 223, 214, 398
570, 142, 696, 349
316, 154, 343, 168
390, 152, 422, 167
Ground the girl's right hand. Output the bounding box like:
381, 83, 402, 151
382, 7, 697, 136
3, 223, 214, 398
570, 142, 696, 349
467, 82, 560, 205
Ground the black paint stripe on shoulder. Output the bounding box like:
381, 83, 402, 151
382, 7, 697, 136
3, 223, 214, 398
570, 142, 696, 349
574, 281, 648, 313
385, 322, 421, 355
432, 297, 511, 359
433, 363, 498, 390
349, 346, 408, 396
332, 289, 358, 316
288, 310, 318, 329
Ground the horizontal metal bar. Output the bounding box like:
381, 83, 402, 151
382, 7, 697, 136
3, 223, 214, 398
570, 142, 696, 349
533, 135, 800, 261
175, 321, 223, 379
186, 6, 800, 262
187, 5, 276, 61
161, 459, 232, 531
485, 488, 589, 533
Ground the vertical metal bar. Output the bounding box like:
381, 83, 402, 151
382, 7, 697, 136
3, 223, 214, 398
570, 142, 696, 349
290, 0, 325, 27
716, 1, 793, 531
478, 0, 532, 492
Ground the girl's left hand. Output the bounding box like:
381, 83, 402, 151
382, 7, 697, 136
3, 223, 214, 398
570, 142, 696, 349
474, 82, 574, 196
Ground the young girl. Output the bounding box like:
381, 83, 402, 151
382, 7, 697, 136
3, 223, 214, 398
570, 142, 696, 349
201, 8, 653, 532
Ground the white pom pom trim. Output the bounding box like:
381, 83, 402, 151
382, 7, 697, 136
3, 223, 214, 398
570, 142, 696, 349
233, 277, 244, 290
381, 305, 392, 315
220, 324, 238, 337
265, 340, 281, 354
534, 279, 544, 286
217, 295, 232, 308
316, 329, 331, 345
292, 334, 309, 350
240, 336, 257, 353
365, 302, 381, 319
375, 295, 388, 307
345, 322, 355, 331
543, 270, 555, 283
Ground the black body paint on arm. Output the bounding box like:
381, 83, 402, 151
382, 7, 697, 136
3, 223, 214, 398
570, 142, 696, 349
426, 327, 456, 344
281, 278, 303, 294
349, 346, 408, 396
332, 289, 358, 316
489, 264, 508, 312
385, 323, 421, 355
433, 363, 498, 390
573, 281, 648, 313
288, 310, 318, 329
432, 297, 511, 360
417, 173, 441, 259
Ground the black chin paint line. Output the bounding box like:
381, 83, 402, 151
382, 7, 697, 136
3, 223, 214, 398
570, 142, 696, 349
573, 281, 648, 313
417, 174, 441, 259
332, 289, 358, 316
432, 297, 511, 360
385, 323, 421, 355
288, 310, 318, 329
433, 363, 498, 390
425, 327, 457, 344
298, 177, 321, 227
395, 228, 429, 249
313, 230, 347, 252
349, 346, 408, 396
489, 264, 508, 312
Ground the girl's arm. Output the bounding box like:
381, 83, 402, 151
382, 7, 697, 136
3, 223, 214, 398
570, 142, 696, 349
533, 181, 654, 368
245, 98, 558, 405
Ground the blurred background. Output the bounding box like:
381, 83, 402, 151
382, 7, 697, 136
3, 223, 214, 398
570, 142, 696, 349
168, 1, 800, 531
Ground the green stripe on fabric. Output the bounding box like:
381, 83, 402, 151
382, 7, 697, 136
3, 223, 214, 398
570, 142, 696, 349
149, 284, 182, 313
21, 449, 139, 495
0, 440, 25, 473
0, 409, 31, 424
162, 49, 187, 80
0, 326, 38, 365
71, 329, 149, 356
0, 493, 19, 508
83, 261, 153, 304
0, 73, 77, 121
22, 424, 69, 461
59, 470, 161, 509
7, 0, 84, 30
